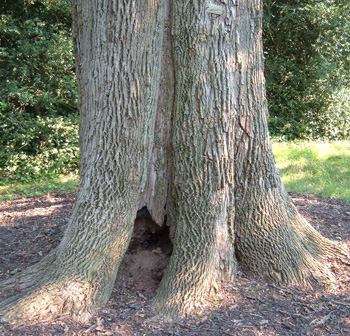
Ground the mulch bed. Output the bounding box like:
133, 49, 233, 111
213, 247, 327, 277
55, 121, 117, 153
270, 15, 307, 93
0, 191, 349, 335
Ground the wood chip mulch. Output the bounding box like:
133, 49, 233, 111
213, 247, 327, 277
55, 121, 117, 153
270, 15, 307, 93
0, 191, 349, 336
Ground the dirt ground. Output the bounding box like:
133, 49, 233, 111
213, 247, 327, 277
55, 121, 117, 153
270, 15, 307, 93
0, 191, 349, 335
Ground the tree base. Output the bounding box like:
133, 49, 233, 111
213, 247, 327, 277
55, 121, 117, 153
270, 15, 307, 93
0, 249, 117, 325
0, 277, 98, 325
235, 203, 348, 288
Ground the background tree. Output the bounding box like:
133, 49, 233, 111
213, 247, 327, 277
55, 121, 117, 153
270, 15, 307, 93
0, 0, 345, 323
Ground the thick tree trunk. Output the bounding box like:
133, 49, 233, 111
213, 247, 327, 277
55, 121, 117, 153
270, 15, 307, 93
0, 0, 345, 324
155, 0, 239, 315
155, 0, 343, 315
0, 0, 165, 322
231, 0, 341, 285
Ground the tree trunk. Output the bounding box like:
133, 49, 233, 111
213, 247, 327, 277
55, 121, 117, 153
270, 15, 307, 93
155, 0, 239, 315
0, 0, 345, 323
231, 1, 341, 285
153, 0, 342, 316
0, 0, 166, 322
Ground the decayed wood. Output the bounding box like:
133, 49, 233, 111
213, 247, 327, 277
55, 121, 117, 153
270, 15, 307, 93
139, 0, 174, 225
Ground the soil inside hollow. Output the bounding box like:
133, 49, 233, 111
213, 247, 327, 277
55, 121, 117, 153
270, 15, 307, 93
0, 191, 349, 335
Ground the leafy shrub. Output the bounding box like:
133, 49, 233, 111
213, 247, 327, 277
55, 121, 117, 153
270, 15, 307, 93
0, 102, 79, 181
263, 0, 350, 140
0, 0, 78, 180
0, 12, 77, 117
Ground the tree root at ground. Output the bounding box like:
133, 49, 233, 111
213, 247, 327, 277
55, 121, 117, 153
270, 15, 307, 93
0, 276, 97, 325
1, 209, 348, 324
235, 206, 348, 288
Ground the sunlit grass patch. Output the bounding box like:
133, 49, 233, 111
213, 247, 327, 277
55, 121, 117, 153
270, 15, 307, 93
1, 141, 349, 203
272, 140, 350, 203
0, 172, 79, 201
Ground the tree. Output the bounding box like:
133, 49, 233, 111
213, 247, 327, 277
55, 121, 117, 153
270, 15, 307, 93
0, 0, 345, 323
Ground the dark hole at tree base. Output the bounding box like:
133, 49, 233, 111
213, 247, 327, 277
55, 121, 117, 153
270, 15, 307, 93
115, 207, 172, 296
132, 206, 173, 255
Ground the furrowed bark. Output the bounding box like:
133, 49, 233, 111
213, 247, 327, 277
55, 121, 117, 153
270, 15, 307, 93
232, 0, 343, 285
0, 0, 165, 323
155, 1, 238, 316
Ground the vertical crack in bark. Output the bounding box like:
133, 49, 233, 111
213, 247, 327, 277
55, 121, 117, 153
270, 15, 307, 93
139, 0, 175, 226
164, 0, 177, 240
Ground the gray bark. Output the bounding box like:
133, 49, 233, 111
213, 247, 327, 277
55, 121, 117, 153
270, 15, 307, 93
0, 0, 166, 322
139, 0, 174, 225
155, 0, 239, 315
231, 0, 340, 285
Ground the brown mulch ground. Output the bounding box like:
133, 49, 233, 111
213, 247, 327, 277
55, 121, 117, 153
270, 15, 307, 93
0, 191, 349, 335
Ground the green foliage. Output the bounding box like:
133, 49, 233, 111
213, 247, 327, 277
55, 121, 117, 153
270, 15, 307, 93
0, 0, 78, 181
264, 0, 350, 140
0, 3, 76, 117
272, 140, 350, 202
0, 103, 79, 180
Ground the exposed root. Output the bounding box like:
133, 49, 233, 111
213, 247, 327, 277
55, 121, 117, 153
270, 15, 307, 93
0, 278, 96, 325
0, 251, 56, 292
267, 241, 339, 286
282, 210, 349, 286
154, 274, 212, 317
153, 240, 234, 318
0, 252, 99, 325
236, 207, 348, 287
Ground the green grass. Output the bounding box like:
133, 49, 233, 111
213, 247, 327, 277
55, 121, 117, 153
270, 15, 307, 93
0, 172, 79, 201
0, 141, 349, 203
272, 140, 350, 203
